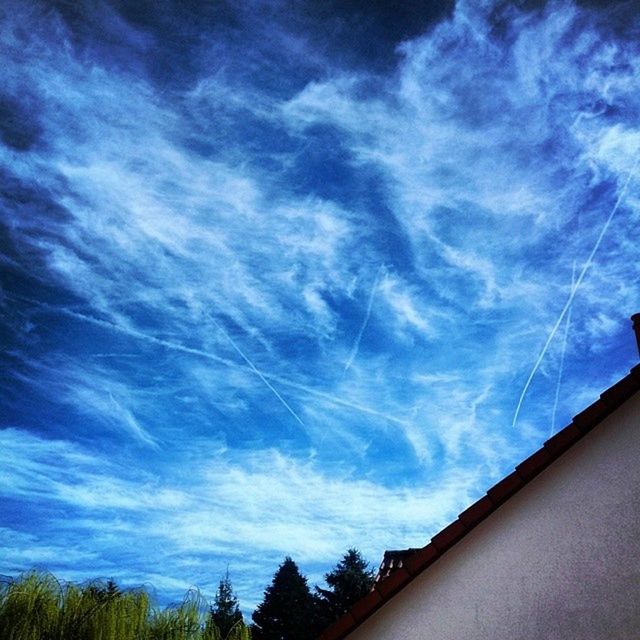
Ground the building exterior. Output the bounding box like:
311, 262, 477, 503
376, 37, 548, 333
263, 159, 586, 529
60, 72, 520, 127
320, 318, 640, 640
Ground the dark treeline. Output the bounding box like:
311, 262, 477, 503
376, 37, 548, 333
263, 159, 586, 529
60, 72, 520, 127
0, 549, 374, 640
252, 549, 374, 639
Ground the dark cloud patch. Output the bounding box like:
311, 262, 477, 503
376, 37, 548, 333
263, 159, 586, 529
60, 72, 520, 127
0, 94, 43, 152
489, 0, 640, 42
295, 0, 456, 71
279, 124, 414, 271
36, 0, 151, 78
0, 169, 74, 277
0, 170, 72, 226
283, 124, 358, 202
107, 0, 233, 87
357, 179, 415, 276
487, 2, 545, 41
579, 0, 640, 42
46, 0, 457, 92
52, 0, 312, 94
110, 0, 239, 35
178, 102, 300, 168
577, 0, 639, 8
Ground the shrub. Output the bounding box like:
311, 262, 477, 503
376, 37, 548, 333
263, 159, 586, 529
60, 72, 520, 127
0, 572, 251, 640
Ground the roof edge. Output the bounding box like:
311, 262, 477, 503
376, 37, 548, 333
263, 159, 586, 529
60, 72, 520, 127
318, 364, 640, 640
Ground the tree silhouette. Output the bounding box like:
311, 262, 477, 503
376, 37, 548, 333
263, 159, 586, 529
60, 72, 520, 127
209, 570, 243, 639
251, 557, 316, 640
316, 549, 374, 629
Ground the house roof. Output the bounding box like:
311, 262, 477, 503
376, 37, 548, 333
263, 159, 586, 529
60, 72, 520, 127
318, 362, 640, 640
373, 548, 421, 585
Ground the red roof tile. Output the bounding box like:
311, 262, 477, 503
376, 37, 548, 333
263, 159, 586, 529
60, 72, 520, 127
543, 423, 581, 456
572, 399, 610, 432
402, 544, 439, 576
515, 448, 552, 481
486, 472, 524, 505
318, 612, 355, 640
373, 548, 420, 583
430, 520, 467, 552
317, 365, 640, 640
349, 589, 383, 622
601, 375, 639, 407
458, 495, 493, 528
374, 566, 412, 599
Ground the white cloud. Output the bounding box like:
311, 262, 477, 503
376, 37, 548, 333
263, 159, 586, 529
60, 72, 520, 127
2, 0, 640, 611
0, 429, 485, 591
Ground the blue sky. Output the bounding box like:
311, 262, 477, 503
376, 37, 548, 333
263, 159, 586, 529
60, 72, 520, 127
1, 0, 639, 613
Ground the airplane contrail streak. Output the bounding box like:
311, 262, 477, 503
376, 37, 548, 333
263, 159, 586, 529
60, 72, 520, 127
344, 266, 383, 375
512, 155, 639, 428
209, 316, 306, 427
12, 295, 409, 428
550, 262, 575, 436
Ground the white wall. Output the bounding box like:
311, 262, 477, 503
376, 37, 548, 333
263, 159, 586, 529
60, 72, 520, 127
347, 392, 640, 640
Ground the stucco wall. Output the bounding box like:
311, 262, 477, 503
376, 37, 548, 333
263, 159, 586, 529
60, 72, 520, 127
347, 391, 640, 640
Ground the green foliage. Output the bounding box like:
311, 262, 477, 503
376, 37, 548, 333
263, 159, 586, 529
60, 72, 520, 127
0, 571, 61, 640
146, 590, 204, 640
251, 557, 316, 640
58, 580, 149, 640
0, 572, 251, 640
315, 548, 375, 629
203, 615, 222, 640
0, 548, 373, 640
209, 571, 243, 639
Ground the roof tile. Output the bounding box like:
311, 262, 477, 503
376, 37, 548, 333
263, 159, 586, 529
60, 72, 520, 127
375, 567, 411, 599
458, 495, 494, 528
543, 423, 582, 456
601, 375, 640, 409
486, 472, 524, 505
319, 612, 355, 640
403, 544, 439, 576
431, 520, 467, 552
515, 447, 552, 481
572, 399, 610, 433
316, 365, 640, 640
349, 589, 383, 622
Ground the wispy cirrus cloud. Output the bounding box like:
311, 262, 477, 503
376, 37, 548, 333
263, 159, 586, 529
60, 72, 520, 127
0, 427, 483, 610
1, 0, 639, 611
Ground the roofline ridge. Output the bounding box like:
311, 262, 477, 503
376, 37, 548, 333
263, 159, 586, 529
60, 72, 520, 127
318, 365, 640, 640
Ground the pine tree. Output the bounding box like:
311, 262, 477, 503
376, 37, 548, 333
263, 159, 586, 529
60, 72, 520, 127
209, 570, 243, 639
251, 557, 316, 640
315, 549, 374, 629
106, 579, 119, 598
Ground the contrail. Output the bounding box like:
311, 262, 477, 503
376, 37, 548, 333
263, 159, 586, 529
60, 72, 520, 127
344, 266, 383, 375
268, 373, 414, 428
550, 262, 575, 436
513, 155, 639, 428
15, 297, 238, 368
13, 295, 409, 427
209, 315, 306, 427
108, 391, 160, 450
16, 294, 304, 427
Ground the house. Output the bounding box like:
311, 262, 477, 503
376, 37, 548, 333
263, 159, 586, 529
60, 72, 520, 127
319, 315, 640, 640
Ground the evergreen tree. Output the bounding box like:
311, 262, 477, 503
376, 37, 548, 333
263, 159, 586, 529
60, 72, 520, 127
315, 549, 374, 629
251, 557, 316, 640
209, 570, 243, 639
106, 579, 119, 598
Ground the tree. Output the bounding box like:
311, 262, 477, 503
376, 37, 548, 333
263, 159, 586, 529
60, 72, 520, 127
251, 557, 316, 640
209, 571, 244, 639
315, 549, 374, 629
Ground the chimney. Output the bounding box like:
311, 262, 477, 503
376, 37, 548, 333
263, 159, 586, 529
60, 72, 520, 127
632, 314, 640, 358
